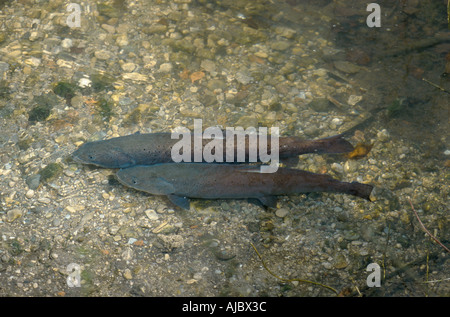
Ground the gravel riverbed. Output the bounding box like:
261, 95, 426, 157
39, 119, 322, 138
0, 0, 448, 296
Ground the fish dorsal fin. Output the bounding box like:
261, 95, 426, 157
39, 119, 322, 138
258, 196, 278, 208
167, 194, 190, 210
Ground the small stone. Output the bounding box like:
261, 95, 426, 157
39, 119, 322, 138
101, 24, 115, 33
78, 78, 92, 88
61, 38, 73, 49
6, 209, 23, 222
200, 59, 216, 73
274, 26, 296, 39
123, 269, 132, 280
344, 160, 357, 173
348, 95, 363, 106
159, 63, 173, 73
25, 189, 35, 199
94, 50, 111, 60
121, 62, 136, 72
308, 98, 330, 112
377, 129, 390, 142
116, 34, 129, 47
144, 209, 159, 220
331, 163, 344, 174
122, 73, 148, 81
235, 71, 253, 85
334, 60, 361, 74
334, 254, 348, 269
109, 225, 120, 235
24, 57, 41, 67
331, 117, 343, 126
275, 208, 289, 218
271, 40, 291, 51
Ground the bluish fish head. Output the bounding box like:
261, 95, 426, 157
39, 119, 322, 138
72, 141, 135, 168
116, 166, 175, 195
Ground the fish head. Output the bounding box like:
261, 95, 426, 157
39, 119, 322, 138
72, 141, 135, 168
116, 166, 175, 195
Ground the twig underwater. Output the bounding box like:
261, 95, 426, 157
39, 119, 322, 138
408, 198, 450, 253
250, 243, 338, 295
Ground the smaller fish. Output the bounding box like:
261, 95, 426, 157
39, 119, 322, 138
116, 163, 373, 210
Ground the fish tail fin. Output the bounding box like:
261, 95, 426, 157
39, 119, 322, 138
313, 134, 354, 154
347, 182, 373, 201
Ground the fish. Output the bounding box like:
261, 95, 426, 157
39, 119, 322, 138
72, 132, 354, 168
116, 163, 373, 210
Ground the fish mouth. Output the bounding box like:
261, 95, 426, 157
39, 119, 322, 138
71, 150, 85, 164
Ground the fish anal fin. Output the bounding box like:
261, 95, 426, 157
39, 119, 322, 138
167, 194, 190, 210
280, 156, 299, 167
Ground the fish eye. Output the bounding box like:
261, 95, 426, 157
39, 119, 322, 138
132, 178, 138, 185
88, 155, 95, 160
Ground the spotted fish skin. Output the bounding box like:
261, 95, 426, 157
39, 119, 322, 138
72, 132, 354, 168
116, 163, 373, 210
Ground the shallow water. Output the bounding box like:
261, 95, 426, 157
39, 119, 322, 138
0, 0, 448, 298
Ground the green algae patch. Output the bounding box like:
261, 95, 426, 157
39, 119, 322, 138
39, 163, 63, 182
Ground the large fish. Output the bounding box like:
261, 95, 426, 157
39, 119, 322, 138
72, 132, 354, 168
116, 163, 373, 210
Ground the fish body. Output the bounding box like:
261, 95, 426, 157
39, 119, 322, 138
116, 163, 373, 210
72, 132, 353, 168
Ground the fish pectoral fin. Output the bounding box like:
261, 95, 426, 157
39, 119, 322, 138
167, 194, 190, 210
111, 147, 136, 167
258, 196, 278, 208
153, 177, 176, 194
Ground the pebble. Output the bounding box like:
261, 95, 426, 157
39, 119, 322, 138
275, 208, 289, 218
377, 129, 390, 142
271, 40, 291, 51
200, 59, 216, 73
24, 57, 41, 67
344, 160, 357, 173
333, 60, 360, 74
94, 50, 112, 60
6, 208, 23, 222
159, 63, 173, 73
122, 72, 148, 81
331, 117, 343, 126
121, 62, 136, 72
101, 24, 115, 34
61, 38, 73, 49
25, 189, 35, 199
331, 163, 344, 174
78, 78, 92, 88
348, 95, 363, 106
235, 70, 253, 85
123, 269, 133, 280
144, 209, 159, 220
